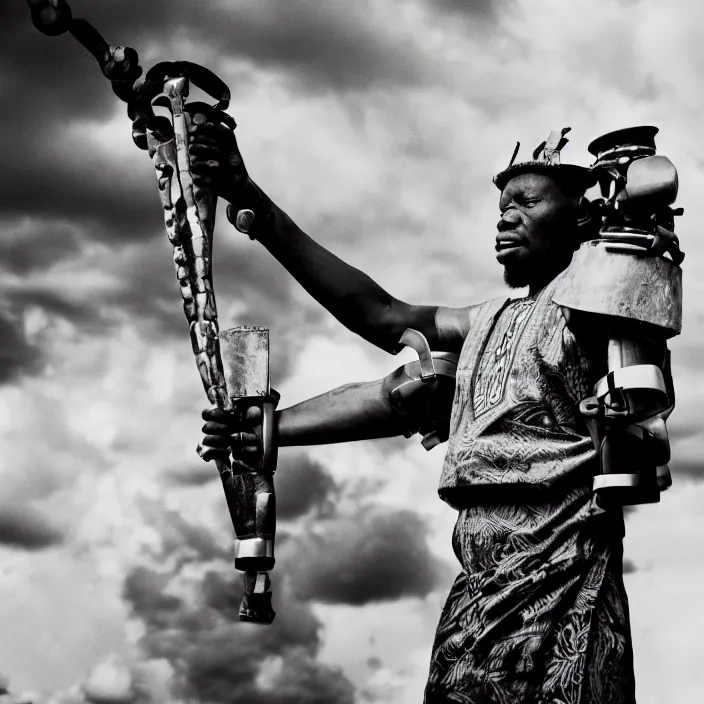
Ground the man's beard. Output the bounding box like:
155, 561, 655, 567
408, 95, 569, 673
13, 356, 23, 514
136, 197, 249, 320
503, 262, 531, 289
502, 250, 574, 290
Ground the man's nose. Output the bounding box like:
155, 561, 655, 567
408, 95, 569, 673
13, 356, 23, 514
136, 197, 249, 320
497, 209, 520, 232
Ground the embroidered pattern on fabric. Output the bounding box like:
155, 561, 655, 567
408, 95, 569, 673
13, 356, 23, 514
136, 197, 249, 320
424, 497, 635, 704
473, 299, 534, 418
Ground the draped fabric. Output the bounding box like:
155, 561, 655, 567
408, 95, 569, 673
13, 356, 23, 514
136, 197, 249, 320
439, 279, 598, 504
427, 279, 635, 703
424, 487, 636, 703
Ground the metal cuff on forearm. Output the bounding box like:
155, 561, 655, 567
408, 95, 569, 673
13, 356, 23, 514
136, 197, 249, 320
382, 329, 459, 450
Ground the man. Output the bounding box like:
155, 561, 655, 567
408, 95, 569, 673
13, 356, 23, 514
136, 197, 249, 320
193, 121, 636, 703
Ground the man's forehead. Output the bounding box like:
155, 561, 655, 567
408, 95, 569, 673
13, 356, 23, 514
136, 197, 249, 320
499, 172, 561, 199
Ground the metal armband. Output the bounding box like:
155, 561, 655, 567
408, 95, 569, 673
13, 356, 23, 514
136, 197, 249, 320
554, 126, 683, 508
382, 329, 459, 450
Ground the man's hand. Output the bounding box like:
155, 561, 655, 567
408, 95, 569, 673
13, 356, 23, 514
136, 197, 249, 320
188, 114, 272, 237
188, 116, 249, 201
200, 404, 264, 469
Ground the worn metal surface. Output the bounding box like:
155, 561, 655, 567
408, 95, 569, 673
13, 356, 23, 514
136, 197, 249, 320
148, 78, 233, 412
553, 240, 682, 336
219, 327, 270, 398
147, 76, 276, 619
617, 155, 678, 210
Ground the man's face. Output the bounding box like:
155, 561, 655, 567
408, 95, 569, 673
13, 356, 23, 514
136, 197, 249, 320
496, 172, 580, 289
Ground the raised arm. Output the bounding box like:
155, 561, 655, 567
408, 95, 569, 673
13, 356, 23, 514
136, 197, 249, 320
189, 118, 470, 353
237, 200, 440, 353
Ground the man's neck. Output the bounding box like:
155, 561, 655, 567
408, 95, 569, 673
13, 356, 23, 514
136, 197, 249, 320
527, 257, 573, 297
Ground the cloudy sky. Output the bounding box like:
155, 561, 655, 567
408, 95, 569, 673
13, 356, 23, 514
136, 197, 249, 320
1, 0, 703, 702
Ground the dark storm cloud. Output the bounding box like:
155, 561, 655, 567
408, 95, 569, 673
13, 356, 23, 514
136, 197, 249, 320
0, 219, 82, 275
15, 0, 434, 91
0, 228, 284, 344
0, 312, 42, 384
122, 498, 354, 701
155, 508, 230, 565
428, 0, 515, 22
101, 234, 321, 380
0, 2, 159, 240
1, 165, 161, 248
1, 0, 435, 243
9, 0, 513, 102
0, 504, 63, 550
283, 508, 450, 605
276, 452, 338, 520
169, 461, 216, 487
5, 287, 113, 334
0, 0, 519, 272
123, 555, 355, 703
2, 0, 431, 377
122, 460, 448, 701
0, 226, 318, 385
169, 1, 432, 92
101, 240, 191, 338
185, 571, 354, 704
123, 567, 184, 632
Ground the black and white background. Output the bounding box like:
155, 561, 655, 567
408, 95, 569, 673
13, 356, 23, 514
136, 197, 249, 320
0, 1, 702, 702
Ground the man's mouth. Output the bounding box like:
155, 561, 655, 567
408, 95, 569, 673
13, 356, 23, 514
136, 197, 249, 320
495, 238, 526, 259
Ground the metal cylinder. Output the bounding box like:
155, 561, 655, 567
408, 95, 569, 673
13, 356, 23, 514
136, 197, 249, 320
594, 425, 660, 508
231, 437, 277, 573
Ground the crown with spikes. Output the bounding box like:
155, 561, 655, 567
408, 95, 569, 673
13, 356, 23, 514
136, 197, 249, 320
493, 127, 597, 191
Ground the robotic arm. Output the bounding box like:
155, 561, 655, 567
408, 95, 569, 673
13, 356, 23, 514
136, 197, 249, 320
273, 328, 459, 450
554, 126, 683, 508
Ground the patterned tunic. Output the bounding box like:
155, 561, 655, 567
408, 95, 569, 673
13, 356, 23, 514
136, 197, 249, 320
425, 277, 636, 703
